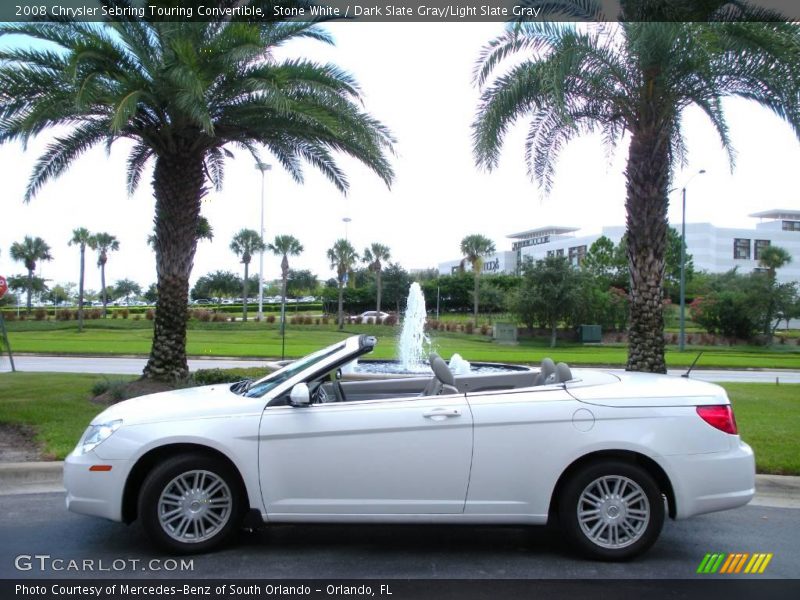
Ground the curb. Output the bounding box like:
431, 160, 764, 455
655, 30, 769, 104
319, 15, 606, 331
1, 462, 799, 503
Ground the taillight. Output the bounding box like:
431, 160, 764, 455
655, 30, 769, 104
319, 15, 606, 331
696, 405, 738, 434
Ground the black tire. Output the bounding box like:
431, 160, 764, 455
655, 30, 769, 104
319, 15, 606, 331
138, 453, 244, 554
558, 460, 665, 560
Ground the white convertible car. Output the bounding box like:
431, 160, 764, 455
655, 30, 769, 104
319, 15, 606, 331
65, 335, 755, 559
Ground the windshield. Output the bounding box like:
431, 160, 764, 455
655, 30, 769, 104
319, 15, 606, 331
242, 343, 345, 398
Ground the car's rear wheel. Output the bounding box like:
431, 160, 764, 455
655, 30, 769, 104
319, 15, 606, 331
138, 453, 244, 553
558, 460, 665, 560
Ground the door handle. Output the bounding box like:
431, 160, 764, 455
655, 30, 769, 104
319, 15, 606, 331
423, 408, 461, 420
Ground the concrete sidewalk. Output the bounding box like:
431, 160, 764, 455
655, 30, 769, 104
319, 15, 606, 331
1, 461, 798, 508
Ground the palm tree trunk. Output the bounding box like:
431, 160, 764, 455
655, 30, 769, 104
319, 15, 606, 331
26, 269, 32, 313
473, 272, 480, 327
77, 246, 85, 332
143, 151, 205, 381
281, 275, 288, 335
550, 321, 557, 348
376, 269, 382, 321
100, 262, 107, 318
337, 281, 344, 330
242, 262, 249, 322
624, 125, 670, 373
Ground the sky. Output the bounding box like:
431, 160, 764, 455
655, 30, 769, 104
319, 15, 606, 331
2, 21, 800, 297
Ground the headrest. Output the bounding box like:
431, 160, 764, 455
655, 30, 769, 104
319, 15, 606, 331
540, 358, 556, 376
430, 355, 456, 386
555, 362, 573, 383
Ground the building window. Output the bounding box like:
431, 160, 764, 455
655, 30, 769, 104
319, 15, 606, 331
556, 248, 564, 257
568, 245, 587, 266
733, 238, 751, 260
546, 250, 554, 258
754, 240, 771, 261
782, 220, 800, 231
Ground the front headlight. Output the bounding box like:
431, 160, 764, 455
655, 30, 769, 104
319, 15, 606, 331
78, 420, 123, 454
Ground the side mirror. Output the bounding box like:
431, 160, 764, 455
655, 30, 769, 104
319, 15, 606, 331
289, 383, 311, 407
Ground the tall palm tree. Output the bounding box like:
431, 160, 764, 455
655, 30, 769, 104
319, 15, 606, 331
9, 236, 52, 312
327, 239, 359, 330
230, 229, 266, 322
0, 7, 395, 381
267, 235, 304, 335
148, 216, 214, 249
758, 244, 792, 335
362, 243, 391, 322
89, 233, 119, 317
460, 234, 495, 327
473, 11, 800, 372
69, 228, 93, 331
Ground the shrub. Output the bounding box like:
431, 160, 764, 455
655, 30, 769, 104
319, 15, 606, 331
120, 308, 129, 319
315, 318, 321, 325
366, 317, 374, 325
384, 314, 398, 326
133, 314, 141, 320
212, 313, 227, 322
230, 316, 236, 322
3, 312, 16, 321
34, 308, 47, 321
322, 316, 330, 325
266, 315, 276, 323
303, 316, 313, 325
111, 311, 118, 319
479, 324, 490, 335
354, 315, 363, 324
192, 368, 248, 386
465, 322, 474, 334
91, 378, 129, 402
145, 309, 154, 320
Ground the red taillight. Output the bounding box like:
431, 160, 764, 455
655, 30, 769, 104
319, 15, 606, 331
696, 405, 738, 434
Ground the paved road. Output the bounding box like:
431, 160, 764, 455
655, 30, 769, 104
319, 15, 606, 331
0, 492, 797, 579
1, 355, 799, 383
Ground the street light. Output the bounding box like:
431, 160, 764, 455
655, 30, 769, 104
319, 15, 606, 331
342, 216, 352, 241
679, 169, 706, 352
255, 162, 272, 321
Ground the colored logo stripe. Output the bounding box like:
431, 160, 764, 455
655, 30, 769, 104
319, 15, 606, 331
698, 553, 773, 574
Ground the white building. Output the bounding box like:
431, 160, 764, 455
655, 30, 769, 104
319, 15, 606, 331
437, 209, 800, 283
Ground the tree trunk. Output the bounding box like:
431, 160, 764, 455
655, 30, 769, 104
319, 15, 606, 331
281, 275, 288, 335
550, 321, 557, 348
100, 261, 107, 318
77, 246, 85, 332
473, 272, 480, 327
624, 125, 671, 373
143, 150, 205, 381
25, 269, 32, 313
242, 262, 249, 322
337, 280, 344, 330
376, 269, 382, 321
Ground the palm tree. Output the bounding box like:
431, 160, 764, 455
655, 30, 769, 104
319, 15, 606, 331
362, 243, 391, 322
89, 233, 119, 317
69, 228, 93, 331
267, 235, 304, 335
0, 10, 395, 380
460, 235, 496, 327
473, 12, 800, 372
230, 229, 266, 322
9, 236, 52, 312
758, 245, 792, 336
148, 216, 214, 249
327, 239, 359, 330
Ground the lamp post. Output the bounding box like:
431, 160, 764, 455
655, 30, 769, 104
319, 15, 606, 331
342, 216, 352, 241
679, 169, 706, 352
255, 162, 272, 321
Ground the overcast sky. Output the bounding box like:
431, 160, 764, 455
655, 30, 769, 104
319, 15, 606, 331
2, 21, 800, 296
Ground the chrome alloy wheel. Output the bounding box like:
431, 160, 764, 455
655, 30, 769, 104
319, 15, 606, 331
157, 470, 233, 544
577, 475, 650, 549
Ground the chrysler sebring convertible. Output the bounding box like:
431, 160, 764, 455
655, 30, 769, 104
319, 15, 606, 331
65, 335, 755, 559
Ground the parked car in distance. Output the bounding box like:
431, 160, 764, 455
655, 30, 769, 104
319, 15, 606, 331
355, 310, 389, 322
191, 299, 213, 305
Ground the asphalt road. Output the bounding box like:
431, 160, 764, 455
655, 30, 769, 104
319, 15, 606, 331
1, 355, 799, 383
1, 492, 797, 579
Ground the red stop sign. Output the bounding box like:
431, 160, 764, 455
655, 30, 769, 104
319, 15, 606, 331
0, 276, 7, 300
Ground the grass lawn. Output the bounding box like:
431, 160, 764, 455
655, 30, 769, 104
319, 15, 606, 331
0, 372, 797, 475
5, 319, 800, 369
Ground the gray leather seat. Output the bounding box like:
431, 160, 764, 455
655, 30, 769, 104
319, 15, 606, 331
534, 358, 556, 385
555, 362, 573, 383
420, 353, 459, 396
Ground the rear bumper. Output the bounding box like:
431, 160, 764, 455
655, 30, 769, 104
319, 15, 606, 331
665, 439, 755, 519
64, 452, 130, 522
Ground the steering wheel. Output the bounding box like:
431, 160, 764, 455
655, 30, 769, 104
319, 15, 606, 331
332, 380, 346, 403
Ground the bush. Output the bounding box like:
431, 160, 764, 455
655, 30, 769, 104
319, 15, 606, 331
266, 315, 276, 323
384, 314, 398, 326
120, 308, 130, 319
2, 312, 16, 321
315, 317, 321, 325
479, 324, 490, 335
34, 308, 47, 321
322, 316, 330, 325
111, 311, 118, 319
133, 314, 141, 321
192, 368, 248, 386
145, 309, 154, 320
465, 322, 474, 334
212, 313, 227, 322
91, 378, 129, 402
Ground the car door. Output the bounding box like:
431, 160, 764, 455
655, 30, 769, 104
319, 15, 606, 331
258, 392, 473, 517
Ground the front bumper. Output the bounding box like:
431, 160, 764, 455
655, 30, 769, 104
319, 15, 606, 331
665, 439, 756, 519
64, 451, 131, 522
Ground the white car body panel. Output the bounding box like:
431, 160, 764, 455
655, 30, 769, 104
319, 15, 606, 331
64, 335, 755, 535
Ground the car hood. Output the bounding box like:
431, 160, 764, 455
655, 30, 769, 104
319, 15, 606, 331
92, 384, 264, 426
567, 371, 729, 407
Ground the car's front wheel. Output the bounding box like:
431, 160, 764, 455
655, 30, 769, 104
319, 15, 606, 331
558, 460, 665, 560
138, 453, 244, 553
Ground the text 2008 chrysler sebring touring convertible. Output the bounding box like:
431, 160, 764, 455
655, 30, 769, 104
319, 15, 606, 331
65, 335, 754, 559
